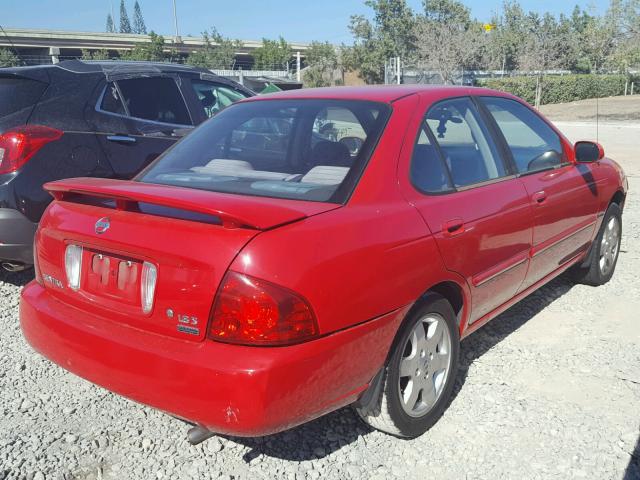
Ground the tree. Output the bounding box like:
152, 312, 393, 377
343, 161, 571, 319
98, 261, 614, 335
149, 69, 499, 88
604, 0, 640, 72
120, 0, 132, 34
580, 15, 615, 72
253, 37, 292, 70
517, 12, 568, 72
0, 48, 20, 67
82, 49, 110, 60
484, 1, 529, 72
187, 28, 240, 69
303, 41, 339, 87
423, 0, 471, 25
133, 1, 147, 34
122, 31, 165, 61
414, 0, 482, 84
342, 0, 416, 83
106, 13, 116, 33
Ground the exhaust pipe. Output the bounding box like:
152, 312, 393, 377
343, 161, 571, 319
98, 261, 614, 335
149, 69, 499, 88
187, 425, 215, 445
2, 262, 28, 272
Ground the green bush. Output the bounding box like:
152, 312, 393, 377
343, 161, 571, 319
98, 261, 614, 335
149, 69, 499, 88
476, 74, 635, 105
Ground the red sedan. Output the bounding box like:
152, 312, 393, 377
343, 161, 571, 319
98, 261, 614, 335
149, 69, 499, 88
20, 86, 627, 441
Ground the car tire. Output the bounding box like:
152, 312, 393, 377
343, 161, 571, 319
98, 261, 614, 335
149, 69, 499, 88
355, 293, 460, 438
571, 202, 622, 287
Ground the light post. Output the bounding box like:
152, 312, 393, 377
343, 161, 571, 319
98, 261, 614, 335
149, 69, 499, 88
172, 0, 181, 44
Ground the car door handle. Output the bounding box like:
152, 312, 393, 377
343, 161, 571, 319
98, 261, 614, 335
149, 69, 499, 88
107, 135, 137, 144
532, 191, 547, 204
443, 218, 465, 237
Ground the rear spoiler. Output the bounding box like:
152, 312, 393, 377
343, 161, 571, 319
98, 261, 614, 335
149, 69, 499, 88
45, 177, 336, 230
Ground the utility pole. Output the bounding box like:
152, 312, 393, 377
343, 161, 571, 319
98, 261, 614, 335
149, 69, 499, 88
296, 51, 301, 82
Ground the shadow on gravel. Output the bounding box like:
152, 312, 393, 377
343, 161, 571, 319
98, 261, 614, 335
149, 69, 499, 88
226, 407, 371, 463
228, 274, 578, 463
624, 435, 640, 480
451, 274, 575, 402
0, 268, 34, 287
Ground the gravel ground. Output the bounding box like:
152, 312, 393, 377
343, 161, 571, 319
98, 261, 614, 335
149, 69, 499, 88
1, 122, 639, 480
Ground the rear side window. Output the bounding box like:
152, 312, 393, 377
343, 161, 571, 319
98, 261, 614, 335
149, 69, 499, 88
410, 124, 452, 193
0, 78, 47, 117
109, 77, 191, 125
480, 97, 564, 174
138, 99, 390, 203
190, 80, 249, 118
100, 83, 126, 115
422, 97, 507, 188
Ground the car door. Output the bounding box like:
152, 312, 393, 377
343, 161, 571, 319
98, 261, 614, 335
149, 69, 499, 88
93, 76, 193, 178
401, 95, 533, 324
478, 96, 600, 290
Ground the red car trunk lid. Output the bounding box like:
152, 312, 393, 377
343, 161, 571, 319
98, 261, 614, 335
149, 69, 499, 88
36, 178, 339, 342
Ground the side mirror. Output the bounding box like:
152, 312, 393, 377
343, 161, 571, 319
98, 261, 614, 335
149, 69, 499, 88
575, 141, 604, 163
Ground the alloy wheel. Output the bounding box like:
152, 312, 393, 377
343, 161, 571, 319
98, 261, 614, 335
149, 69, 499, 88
398, 314, 452, 417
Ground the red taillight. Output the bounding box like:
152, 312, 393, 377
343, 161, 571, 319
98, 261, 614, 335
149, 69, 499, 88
208, 271, 319, 346
0, 125, 63, 174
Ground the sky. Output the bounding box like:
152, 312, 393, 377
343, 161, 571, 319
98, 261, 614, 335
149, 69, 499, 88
1, 0, 609, 44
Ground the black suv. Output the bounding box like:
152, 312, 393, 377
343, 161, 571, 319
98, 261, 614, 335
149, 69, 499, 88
0, 60, 253, 269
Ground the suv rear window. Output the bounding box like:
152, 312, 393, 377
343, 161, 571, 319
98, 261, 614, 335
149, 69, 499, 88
0, 77, 47, 117
138, 99, 390, 203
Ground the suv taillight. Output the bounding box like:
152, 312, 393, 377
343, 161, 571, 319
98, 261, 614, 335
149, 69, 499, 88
0, 125, 63, 174
208, 272, 319, 346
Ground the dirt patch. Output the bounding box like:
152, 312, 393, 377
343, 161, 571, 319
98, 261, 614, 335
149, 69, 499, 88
540, 95, 640, 122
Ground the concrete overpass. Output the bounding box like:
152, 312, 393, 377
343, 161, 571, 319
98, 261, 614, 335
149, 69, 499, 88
0, 28, 310, 69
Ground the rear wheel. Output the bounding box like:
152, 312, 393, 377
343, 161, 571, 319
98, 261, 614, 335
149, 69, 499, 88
571, 203, 622, 286
356, 293, 459, 438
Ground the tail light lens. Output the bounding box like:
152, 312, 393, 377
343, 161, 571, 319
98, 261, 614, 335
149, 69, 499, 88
141, 261, 158, 314
0, 125, 63, 175
208, 271, 319, 346
64, 244, 83, 291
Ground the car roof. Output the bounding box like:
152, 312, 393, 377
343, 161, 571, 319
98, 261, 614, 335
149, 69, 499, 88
1, 59, 212, 77
56, 59, 212, 75
1, 59, 254, 95
249, 85, 503, 104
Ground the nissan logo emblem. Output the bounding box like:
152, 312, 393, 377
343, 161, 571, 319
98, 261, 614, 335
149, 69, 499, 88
95, 217, 110, 234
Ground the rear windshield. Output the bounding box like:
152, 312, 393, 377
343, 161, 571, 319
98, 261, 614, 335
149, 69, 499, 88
138, 99, 390, 203
0, 77, 48, 117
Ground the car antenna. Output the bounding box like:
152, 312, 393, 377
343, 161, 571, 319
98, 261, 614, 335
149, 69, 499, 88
596, 97, 600, 143
596, 87, 600, 144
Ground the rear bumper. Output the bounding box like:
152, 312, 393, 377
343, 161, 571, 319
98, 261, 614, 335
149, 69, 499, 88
0, 208, 37, 264
20, 282, 405, 437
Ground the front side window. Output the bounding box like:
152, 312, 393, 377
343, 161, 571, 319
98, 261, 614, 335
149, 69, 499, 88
104, 77, 191, 125
138, 99, 390, 203
424, 97, 507, 188
190, 80, 249, 118
480, 96, 564, 174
